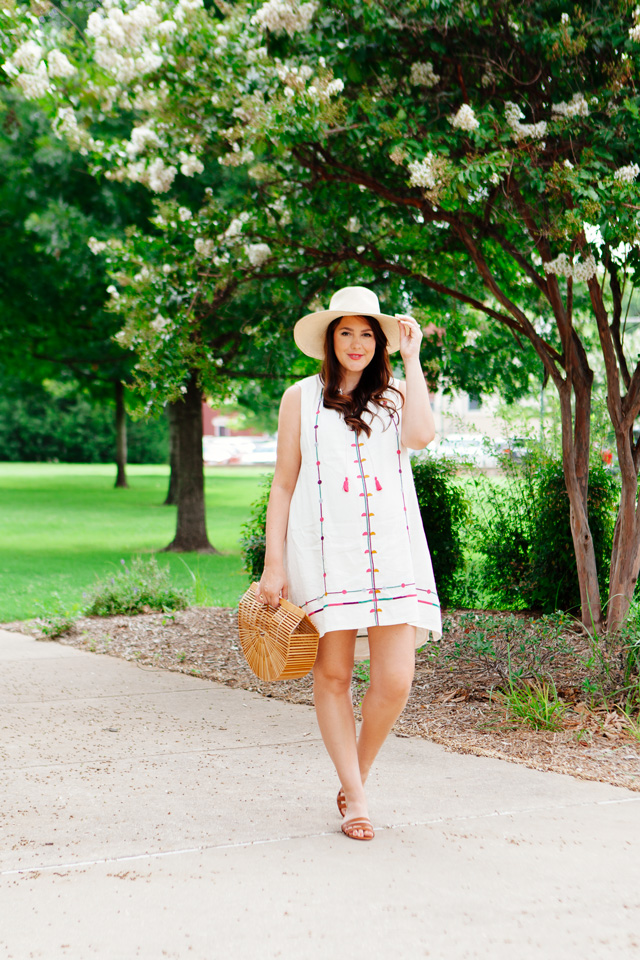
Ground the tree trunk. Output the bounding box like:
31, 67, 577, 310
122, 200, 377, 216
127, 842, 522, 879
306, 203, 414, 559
558, 380, 604, 631
163, 402, 179, 506
606, 435, 640, 633
114, 380, 128, 489
162, 371, 217, 553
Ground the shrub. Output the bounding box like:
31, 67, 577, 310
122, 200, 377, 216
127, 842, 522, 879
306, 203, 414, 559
85, 556, 191, 616
475, 451, 617, 613
411, 455, 471, 607
240, 473, 272, 583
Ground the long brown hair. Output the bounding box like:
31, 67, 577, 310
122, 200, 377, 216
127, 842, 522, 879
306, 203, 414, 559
320, 315, 402, 436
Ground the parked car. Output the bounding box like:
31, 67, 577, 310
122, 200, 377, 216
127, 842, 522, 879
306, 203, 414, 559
492, 437, 530, 463
429, 433, 499, 468
237, 438, 278, 465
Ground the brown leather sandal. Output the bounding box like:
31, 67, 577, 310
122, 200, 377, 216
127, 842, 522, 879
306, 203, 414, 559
341, 817, 375, 841
337, 788, 347, 818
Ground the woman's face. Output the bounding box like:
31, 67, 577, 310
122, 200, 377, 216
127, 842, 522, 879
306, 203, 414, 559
332, 315, 376, 375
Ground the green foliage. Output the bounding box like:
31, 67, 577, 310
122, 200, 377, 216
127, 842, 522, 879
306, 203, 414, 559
580, 602, 640, 713
492, 679, 566, 731
437, 610, 575, 684
411, 455, 470, 607
240, 473, 273, 582
0, 374, 168, 464
35, 593, 82, 639
474, 453, 617, 613
84, 556, 191, 616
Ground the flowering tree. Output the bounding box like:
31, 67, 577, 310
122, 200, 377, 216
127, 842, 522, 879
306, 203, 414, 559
8, 0, 639, 623
1, 0, 325, 550
225, 0, 640, 633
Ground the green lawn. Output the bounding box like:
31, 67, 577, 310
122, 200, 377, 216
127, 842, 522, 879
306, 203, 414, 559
0, 463, 270, 621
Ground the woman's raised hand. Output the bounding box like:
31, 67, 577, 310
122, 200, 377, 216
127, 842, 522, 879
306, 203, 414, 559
395, 314, 423, 362
255, 567, 288, 608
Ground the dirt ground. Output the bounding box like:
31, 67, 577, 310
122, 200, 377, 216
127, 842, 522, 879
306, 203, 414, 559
5, 607, 640, 793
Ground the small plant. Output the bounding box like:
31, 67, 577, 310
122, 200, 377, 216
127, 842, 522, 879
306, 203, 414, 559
353, 660, 370, 684
85, 556, 191, 616
35, 593, 80, 639
442, 610, 575, 685
492, 678, 566, 731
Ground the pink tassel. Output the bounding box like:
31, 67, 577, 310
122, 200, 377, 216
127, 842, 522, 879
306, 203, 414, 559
343, 477, 349, 492
375, 477, 382, 491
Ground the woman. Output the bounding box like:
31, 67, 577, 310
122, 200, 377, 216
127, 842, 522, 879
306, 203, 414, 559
257, 286, 441, 841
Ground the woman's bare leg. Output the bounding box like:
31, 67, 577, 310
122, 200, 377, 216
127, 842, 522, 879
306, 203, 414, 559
312, 629, 370, 835
357, 624, 416, 783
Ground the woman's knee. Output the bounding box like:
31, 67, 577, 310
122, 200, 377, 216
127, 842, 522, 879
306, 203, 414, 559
369, 665, 414, 706
313, 661, 353, 696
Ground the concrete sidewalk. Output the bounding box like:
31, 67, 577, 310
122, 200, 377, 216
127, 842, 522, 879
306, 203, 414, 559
1, 629, 639, 960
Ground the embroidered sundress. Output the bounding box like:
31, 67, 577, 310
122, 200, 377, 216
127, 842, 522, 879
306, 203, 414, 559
284, 374, 442, 660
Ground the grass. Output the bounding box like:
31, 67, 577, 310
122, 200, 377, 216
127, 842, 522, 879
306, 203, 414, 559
0, 463, 270, 621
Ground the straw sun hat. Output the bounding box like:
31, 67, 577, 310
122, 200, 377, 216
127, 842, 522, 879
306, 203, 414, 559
294, 286, 402, 360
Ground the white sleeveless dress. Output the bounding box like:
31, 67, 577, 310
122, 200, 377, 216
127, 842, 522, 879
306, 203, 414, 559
284, 375, 441, 660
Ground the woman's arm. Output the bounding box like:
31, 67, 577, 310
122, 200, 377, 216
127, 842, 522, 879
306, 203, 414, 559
256, 383, 302, 607
394, 315, 436, 450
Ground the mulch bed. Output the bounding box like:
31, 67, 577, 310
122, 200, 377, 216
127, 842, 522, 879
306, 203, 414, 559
4, 607, 640, 792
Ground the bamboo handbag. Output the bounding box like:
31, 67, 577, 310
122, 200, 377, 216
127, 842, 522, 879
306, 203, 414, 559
237, 583, 319, 681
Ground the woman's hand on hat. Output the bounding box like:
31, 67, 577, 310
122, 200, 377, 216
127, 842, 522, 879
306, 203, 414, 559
256, 567, 288, 608
395, 314, 423, 361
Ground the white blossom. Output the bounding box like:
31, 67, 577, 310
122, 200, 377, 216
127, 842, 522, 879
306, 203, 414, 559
88, 237, 108, 255
146, 157, 177, 193
194, 238, 214, 257
156, 19, 177, 35
114, 329, 128, 344
564, 159, 574, 168
10, 40, 43, 72
178, 151, 204, 176
504, 101, 547, 140
551, 92, 589, 118
252, 0, 317, 37
162, 264, 173, 274
325, 78, 344, 97
225, 217, 245, 238
630, 24, 640, 41
614, 163, 640, 183
407, 154, 439, 190
561, 12, 570, 25
126, 123, 160, 156
409, 62, 439, 87
16, 62, 50, 99
347, 217, 361, 232
150, 314, 170, 332
52, 106, 83, 147
544, 253, 597, 282
46, 49, 76, 78
389, 146, 405, 166
450, 103, 479, 132
246, 243, 271, 267
178, 206, 192, 221
107, 284, 120, 298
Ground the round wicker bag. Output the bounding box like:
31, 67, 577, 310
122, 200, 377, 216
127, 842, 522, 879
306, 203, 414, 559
238, 583, 319, 681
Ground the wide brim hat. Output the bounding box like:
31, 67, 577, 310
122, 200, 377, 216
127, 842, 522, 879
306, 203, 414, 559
294, 285, 401, 360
